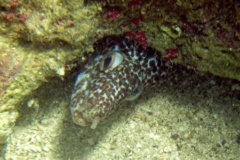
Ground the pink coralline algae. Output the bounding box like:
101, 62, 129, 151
125, 31, 148, 47
0, 53, 23, 97
4, 0, 27, 23
5, 12, 15, 22
9, 0, 19, 9
106, 6, 122, 21
163, 49, 179, 61
131, 14, 144, 26
128, 0, 143, 9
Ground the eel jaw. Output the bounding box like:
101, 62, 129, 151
72, 116, 101, 129
70, 95, 114, 129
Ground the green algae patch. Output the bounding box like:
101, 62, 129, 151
0, 0, 103, 146
0, 36, 59, 143
0, 0, 102, 47
190, 41, 240, 80
23, 0, 99, 47
0, 36, 26, 144
0, 36, 90, 145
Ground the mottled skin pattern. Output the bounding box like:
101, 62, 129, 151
70, 35, 172, 129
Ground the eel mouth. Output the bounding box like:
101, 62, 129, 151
72, 110, 91, 126
71, 109, 102, 129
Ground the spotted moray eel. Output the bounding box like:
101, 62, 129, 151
70, 35, 175, 129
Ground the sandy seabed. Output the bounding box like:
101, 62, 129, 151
1, 69, 240, 160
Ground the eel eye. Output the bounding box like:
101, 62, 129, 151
100, 52, 123, 71
103, 55, 112, 69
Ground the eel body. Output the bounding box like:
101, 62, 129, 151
70, 35, 173, 129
